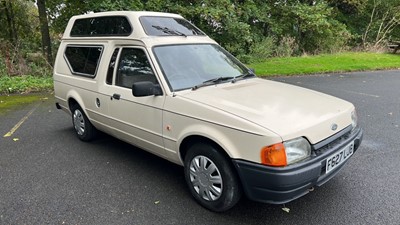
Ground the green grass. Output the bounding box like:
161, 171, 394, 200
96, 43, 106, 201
0, 75, 53, 94
248, 52, 400, 76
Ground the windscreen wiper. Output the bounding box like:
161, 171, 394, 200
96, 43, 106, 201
232, 70, 256, 83
192, 76, 234, 90
152, 25, 187, 37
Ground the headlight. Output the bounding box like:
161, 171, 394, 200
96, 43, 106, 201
351, 110, 358, 129
261, 137, 311, 167
284, 137, 311, 165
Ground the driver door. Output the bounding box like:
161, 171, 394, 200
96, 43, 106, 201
104, 46, 166, 157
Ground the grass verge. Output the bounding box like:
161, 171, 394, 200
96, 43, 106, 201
248, 52, 400, 76
0, 75, 53, 94
0, 94, 49, 114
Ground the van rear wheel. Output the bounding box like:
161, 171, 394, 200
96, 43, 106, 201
184, 142, 242, 212
71, 104, 96, 141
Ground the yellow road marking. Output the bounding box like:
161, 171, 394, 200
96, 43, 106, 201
3, 104, 40, 138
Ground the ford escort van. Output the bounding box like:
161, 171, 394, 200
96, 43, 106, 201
53, 11, 363, 212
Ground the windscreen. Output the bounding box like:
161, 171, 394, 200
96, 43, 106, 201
153, 44, 248, 91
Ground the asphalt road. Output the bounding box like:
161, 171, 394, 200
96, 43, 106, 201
1, 70, 399, 224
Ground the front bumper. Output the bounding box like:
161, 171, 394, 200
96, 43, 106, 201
233, 126, 363, 204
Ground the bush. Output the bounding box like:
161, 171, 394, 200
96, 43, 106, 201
0, 40, 52, 77
0, 75, 53, 94
236, 54, 253, 64
248, 37, 275, 62
275, 36, 298, 57
241, 36, 299, 62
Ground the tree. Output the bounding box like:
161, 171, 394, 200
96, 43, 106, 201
0, 0, 41, 48
2, 0, 398, 73
0, 0, 42, 75
260, 1, 351, 54
291, 2, 350, 53
37, 0, 53, 64
361, 0, 400, 48
1, 0, 18, 45
327, 0, 366, 14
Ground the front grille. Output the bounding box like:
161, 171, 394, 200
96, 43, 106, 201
313, 126, 353, 156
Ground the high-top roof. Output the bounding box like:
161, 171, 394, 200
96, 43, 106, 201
62, 11, 207, 41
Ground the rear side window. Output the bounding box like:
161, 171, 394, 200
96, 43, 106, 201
70, 16, 132, 37
140, 16, 205, 36
64, 46, 103, 77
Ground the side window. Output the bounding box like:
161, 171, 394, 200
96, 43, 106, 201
64, 45, 103, 77
116, 48, 157, 88
106, 48, 119, 85
70, 16, 132, 37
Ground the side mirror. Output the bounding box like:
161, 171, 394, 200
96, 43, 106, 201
132, 81, 163, 97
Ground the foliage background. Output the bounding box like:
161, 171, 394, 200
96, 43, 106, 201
0, 0, 399, 91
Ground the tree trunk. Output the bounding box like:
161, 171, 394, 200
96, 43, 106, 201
37, 0, 53, 65
3, 0, 18, 45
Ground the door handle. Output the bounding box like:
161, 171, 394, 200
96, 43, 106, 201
112, 93, 121, 100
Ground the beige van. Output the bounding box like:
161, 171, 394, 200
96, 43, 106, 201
53, 11, 363, 212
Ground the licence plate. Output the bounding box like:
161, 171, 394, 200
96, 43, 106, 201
326, 141, 354, 174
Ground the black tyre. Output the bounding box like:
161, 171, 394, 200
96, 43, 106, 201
184, 142, 242, 212
71, 104, 97, 141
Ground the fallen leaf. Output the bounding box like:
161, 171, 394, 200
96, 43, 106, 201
282, 207, 290, 213
13, 138, 19, 142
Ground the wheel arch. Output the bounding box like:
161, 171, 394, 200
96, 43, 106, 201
66, 90, 86, 114
179, 135, 225, 161
179, 135, 234, 169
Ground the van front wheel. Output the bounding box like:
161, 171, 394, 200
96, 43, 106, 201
71, 104, 96, 141
184, 142, 242, 212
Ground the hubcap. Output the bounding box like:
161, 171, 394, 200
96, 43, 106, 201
189, 155, 223, 201
73, 109, 85, 135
